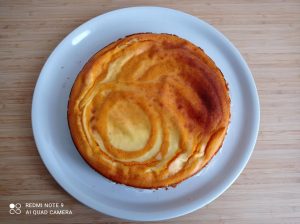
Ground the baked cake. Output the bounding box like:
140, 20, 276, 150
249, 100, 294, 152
68, 33, 230, 188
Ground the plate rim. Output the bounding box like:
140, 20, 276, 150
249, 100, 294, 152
31, 6, 260, 221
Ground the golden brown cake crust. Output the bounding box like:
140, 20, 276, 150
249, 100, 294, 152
68, 33, 230, 189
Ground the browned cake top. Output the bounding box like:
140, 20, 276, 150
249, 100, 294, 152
68, 33, 230, 188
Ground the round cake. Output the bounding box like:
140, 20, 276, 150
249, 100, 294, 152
68, 33, 230, 189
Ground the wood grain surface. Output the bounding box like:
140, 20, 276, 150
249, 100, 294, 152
0, 0, 300, 223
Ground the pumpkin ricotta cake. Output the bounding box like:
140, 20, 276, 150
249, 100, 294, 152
67, 33, 230, 189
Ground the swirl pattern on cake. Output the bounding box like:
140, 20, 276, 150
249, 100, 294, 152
68, 33, 230, 188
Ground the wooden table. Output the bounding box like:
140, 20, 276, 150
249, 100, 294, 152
1, 1, 299, 223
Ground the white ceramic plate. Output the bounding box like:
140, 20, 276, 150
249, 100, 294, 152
32, 7, 260, 221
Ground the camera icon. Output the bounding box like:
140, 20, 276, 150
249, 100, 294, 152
9, 203, 21, 215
